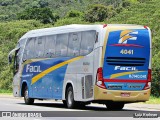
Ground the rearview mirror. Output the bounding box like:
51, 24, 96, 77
8, 54, 12, 64
8, 47, 20, 65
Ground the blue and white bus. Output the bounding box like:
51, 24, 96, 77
8, 24, 152, 110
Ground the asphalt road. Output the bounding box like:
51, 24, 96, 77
0, 95, 160, 119
0, 95, 160, 111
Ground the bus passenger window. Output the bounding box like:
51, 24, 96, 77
55, 34, 69, 57
68, 33, 81, 57
23, 38, 35, 60
80, 30, 96, 56
35, 36, 45, 58
44, 35, 56, 58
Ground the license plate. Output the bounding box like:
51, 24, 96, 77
121, 93, 130, 97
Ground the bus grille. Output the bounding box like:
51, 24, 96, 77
106, 57, 145, 66
81, 75, 93, 99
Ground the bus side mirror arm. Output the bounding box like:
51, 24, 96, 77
8, 55, 12, 64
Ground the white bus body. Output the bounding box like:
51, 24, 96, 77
9, 24, 151, 110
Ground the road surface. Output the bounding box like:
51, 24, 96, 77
0, 95, 160, 111
0, 95, 159, 119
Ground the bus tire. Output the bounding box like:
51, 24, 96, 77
24, 86, 34, 105
106, 102, 124, 110
66, 86, 77, 109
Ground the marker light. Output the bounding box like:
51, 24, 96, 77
144, 26, 148, 29
103, 24, 107, 28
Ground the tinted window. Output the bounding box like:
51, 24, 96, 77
68, 32, 81, 57
35, 36, 45, 58
44, 35, 56, 58
19, 39, 26, 48
80, 30, 96, 56
55, 34, 69, 57
16, 45, 22, 64
16, 39, 26, 63
23, 38, 36, 60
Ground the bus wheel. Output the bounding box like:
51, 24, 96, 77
66, 86, 77, 109
24, 86, 34, 105
106, 102, 124, 110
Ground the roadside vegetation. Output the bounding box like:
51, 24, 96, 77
145, 96, 160, 104
0, 89, 12, 94
0, 0, 160, 98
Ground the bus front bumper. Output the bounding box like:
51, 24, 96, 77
94, 85, 150, 102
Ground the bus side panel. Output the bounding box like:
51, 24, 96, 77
13, 73, 21, 97
31, 65, 67, 99
21, 58, 70, 99
63, 52, 94, 101
93, 47, 102, 83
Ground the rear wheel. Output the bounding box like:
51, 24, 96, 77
66, 86, 77, 109
106, 102, 124, 110
24, 86, 34, 105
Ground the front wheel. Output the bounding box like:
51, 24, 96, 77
106, 102, 124, 110
24, 86, 34, 105
66, 86, 77, 109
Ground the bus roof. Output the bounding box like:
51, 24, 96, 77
19, 24, 145, 42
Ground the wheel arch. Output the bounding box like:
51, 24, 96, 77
21, 80, 28, 97
62, 81, 75, 100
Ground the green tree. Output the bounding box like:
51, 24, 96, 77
0, 0, 13, 6
66, 10, 84, 18
84, 4, 109, 23
122, 0, 131, 8
17, 7, 59, 24
39, 0, 49, 8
